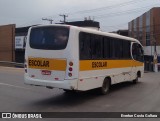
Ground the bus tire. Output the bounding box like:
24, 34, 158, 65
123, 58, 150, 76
100, 78, 111, 95
133, 75, 138, 84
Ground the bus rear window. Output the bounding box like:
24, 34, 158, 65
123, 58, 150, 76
30, 26, 69, 50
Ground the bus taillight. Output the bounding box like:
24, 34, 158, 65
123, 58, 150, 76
69, 67, 73, 71
69, 61, 73, 66
68, 61, 73, 77
68, 73, 72, 77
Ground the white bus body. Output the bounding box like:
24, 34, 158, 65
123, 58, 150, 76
24, 24, 144, 94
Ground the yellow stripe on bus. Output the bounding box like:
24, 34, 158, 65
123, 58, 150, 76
28, 57, 66, 71
80, 60, 143, 71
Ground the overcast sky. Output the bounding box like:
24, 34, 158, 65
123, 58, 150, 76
0, 0, 159, 32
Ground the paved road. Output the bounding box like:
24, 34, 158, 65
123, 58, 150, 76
0, 67, 160, 121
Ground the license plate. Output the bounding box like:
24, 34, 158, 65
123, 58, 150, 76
41, 70, 51, 75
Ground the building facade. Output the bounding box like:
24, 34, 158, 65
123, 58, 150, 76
15, 26, 31, 63
128, 7, 160, 71
0, 24, 29, 63
0, 24, 15, 62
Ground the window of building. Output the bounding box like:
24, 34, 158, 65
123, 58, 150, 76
133, 19, 137, 39
139, 16, 143, 43
146, 11, 150, 46
128, 22, 132, 37
146, 33, 150, 46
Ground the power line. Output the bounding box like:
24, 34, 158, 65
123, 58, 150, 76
67, 0, 145, 15
18, 0, 159, 30
68, 4, 158, 21
20, 0, 158, 26
96, 6, 153, 18
24, 0, 149, 25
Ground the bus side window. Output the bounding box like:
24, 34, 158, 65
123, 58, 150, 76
132, 43, 137, 60
132, 43, 144, 62
115, 39, 123, 59
79, 32, 91, 60
123, 41, 131, 59
137, 44, 144, 62
103, 37, 111, 59
110, 38, 116, 59
90, 35, 103, 59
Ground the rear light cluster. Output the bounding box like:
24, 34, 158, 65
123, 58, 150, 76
24, 59, 27, 73
68, 61, 73, 77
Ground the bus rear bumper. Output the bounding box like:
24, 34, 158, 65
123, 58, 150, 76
24, 75, 78, 90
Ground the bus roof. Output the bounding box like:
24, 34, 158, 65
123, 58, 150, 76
30, 24, 141, 45
76, 26, 140, 44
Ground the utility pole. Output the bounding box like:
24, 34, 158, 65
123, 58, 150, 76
42, 18, 54, 24
59, 14, 68, 23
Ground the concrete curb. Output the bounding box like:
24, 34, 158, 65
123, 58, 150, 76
0, 61, 24, 68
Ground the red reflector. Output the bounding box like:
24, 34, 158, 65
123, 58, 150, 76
31, 75, 35, 78
41, 70, 51, 75
55, 78, 59, 80
69, 67, 73, 71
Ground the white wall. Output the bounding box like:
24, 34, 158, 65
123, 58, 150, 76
143, 46, 160, 56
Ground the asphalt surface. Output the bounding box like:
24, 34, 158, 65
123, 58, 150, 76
0, 67, 160, 121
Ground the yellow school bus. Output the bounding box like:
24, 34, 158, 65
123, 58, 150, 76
24, 24, 144, 94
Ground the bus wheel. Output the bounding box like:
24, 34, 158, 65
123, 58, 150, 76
133, 75, 138, 84
100, 78, 111, 95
